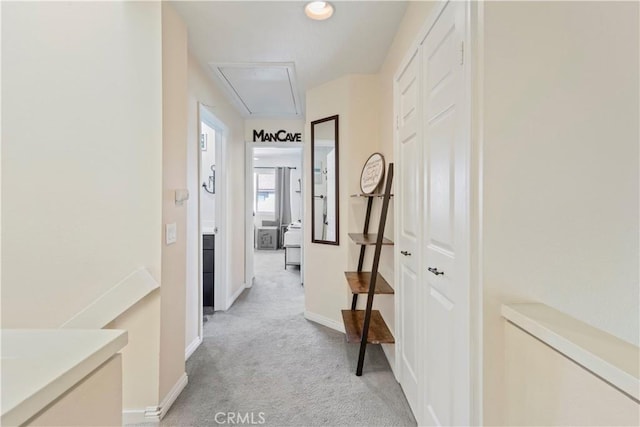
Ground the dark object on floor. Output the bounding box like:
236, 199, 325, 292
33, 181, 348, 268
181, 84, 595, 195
203, 234, 215, 308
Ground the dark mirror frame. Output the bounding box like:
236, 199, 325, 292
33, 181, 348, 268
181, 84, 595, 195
310, 115, 339, 245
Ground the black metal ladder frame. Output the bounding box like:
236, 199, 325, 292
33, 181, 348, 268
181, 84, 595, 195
351, 163, 394, 376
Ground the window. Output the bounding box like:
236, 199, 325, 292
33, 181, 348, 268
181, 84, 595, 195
255, 169, 276, 214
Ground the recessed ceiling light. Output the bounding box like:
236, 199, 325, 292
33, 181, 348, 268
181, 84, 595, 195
305, 1, 334, 21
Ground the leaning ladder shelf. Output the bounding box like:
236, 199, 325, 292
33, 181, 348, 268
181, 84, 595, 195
341, 163, 394, 376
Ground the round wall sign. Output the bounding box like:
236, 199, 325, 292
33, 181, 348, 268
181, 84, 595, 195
360, 153, 385, 194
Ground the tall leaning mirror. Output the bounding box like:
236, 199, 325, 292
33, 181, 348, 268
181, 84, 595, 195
311, 115, 339, 245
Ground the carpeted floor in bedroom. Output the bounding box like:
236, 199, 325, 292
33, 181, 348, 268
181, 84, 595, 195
161, 249, 416, 427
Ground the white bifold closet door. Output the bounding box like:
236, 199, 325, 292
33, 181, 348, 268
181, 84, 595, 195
397, 48, 422, 417
396, 1, 471, 425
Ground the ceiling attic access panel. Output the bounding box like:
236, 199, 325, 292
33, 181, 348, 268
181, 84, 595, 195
211, 63, 302, 118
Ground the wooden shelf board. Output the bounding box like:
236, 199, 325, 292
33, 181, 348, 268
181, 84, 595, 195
344, 272, 394, 294
341, 310, 395, 344
348, 233, 394, 246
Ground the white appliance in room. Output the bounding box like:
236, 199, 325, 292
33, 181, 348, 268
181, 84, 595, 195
283, 221, 302, 267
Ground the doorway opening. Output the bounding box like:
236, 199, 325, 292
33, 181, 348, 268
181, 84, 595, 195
245, 144, 304, 289
186, 103, 228, 359
199, 116, 220, 315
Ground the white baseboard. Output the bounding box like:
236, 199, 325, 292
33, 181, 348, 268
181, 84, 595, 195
304, 310, 345, 333
123, 373, 187, 425
185, 336, 202, 360
226, 283, 245, 309
381, 343, 399, 381
159, 372, 188, 419
123, 407, 159, 425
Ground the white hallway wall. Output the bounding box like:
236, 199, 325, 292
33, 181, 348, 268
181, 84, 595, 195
1, 0, 162, 331
481, 1, 639, 423
2, 1, 164, 411
304, 74, 383, 332
185, 51, 246, 354
304, 77, 351, 331
159, 2, 189, 403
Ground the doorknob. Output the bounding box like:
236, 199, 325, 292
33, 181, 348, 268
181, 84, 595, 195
428, 267, 444, 276
400, 251, 412, 256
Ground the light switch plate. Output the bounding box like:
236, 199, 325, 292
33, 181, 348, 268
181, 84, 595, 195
166, 223, 177, 245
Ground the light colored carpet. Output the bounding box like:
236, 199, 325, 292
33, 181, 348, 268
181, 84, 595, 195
161, 250, 416, 427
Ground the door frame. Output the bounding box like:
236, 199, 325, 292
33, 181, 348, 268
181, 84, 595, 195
244, 142, 305, 287
392, 0, 483, 424
199, 104, 229, 314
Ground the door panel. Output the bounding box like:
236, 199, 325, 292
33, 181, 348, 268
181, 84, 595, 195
422, 1, 470, 425
396, 49, 422, 418
427, 110, 456, 255
426, 287, 453, 426
401, 140, 419, 234
400, 264, 418, 377
396, 2, 470, 424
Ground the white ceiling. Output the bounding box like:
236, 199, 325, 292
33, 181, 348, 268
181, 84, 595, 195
171, 1, 408, 118
212, 62, 302, 117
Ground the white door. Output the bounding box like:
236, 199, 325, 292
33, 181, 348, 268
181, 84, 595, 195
422, 1, 470, 425
396, 49, 422, 419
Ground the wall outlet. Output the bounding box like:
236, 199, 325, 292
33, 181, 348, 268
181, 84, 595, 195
166, 223, 177, 245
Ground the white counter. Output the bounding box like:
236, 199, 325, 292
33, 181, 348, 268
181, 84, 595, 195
501, 303, 640, 400
1, 329, 128, 426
